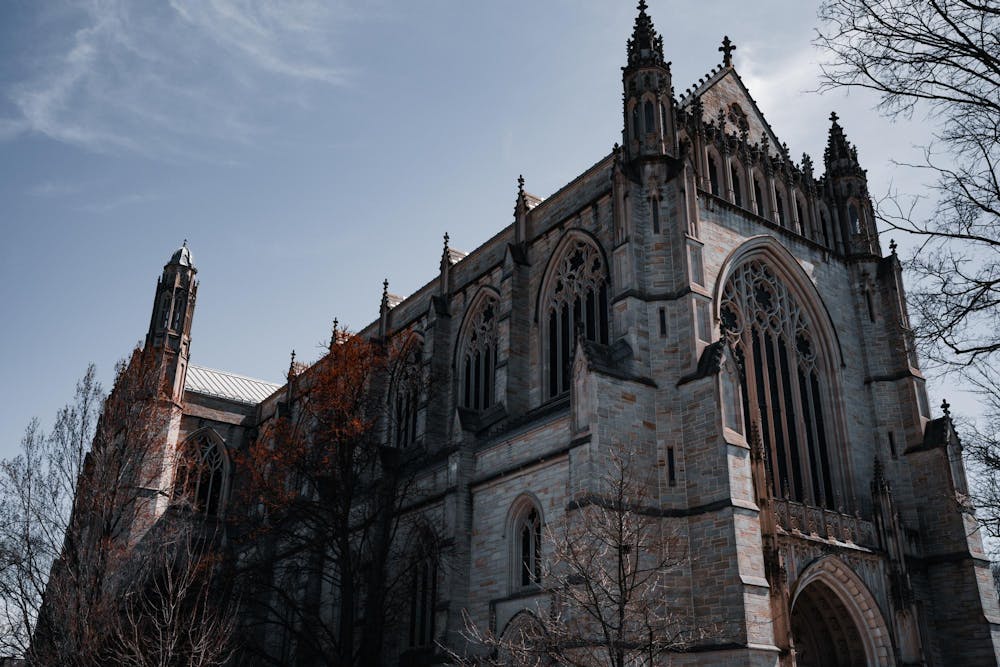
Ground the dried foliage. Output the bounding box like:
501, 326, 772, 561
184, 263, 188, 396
0, 352, 234, 665
233, 332, 438, 666
453, 446, 707, 667
817, 0, 1000, 540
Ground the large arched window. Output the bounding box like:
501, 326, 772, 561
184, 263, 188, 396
543, 238, 610, 398
460, 295, 498, 411
174, 432, 226, 515
720, 260, 836, 508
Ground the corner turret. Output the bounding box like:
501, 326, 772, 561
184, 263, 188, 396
622, 1, 676, 164
823, 113, 880, 256
145, 241, 198, 403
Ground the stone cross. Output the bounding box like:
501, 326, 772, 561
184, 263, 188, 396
719, 36, 736, 67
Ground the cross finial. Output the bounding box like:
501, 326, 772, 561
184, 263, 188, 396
382, 278, 389, 294
719, 36, 736, 67
829, 111, 839, 125
889, 239, 898, 255
517, 174, 525, 195
443, 231, 450, 250
637, 0, 648, 13
941, 399, 951, 418
288, 349, 297, 376
182, 238, 188, 247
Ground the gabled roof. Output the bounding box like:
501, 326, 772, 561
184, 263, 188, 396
679, 64, 784, 156
185, 364, 282, 405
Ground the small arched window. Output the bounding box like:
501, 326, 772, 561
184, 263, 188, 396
543, 238, 610, 398
775, 187, 787, 227
795, 195, 808, 235
643, 100, 655, 134
631, 105, 640, 141
512, 506, 542, 588
848, 203, 861, 234
707, 154, 720, 196
170, 293, 185, 331
460, 297, 498, 411
753, 176, 767, 219
174, 434, 226, 516
160, 294, 171, 329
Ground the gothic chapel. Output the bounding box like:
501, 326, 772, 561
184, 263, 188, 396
129, 4, 1000, 665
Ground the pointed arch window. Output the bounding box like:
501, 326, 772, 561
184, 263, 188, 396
543, 239, 610, 398
848, 203, 861, 234
392, 341, 422, 448
174, 434, 226, 516
707, 154, 720, 196
460, 297, 498, 411
775, 187, 787, 227
510, 504, 542, 589
408, 546, 437, 648
720, 260, 836, 508
643, 100, 655, 134
753, 175, 767, 219
170, 292, 185, 331
631, 105, 640, 141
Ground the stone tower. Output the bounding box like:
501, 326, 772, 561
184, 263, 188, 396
145, 241, 197, 404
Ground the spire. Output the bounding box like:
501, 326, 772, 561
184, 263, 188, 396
626, 0, 665, 69
824, 111, 863, 177
719, 36, 736, 67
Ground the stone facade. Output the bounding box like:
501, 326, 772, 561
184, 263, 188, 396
134, 4, 1000, 665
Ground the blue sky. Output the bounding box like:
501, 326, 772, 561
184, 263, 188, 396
0, 1, 943, 459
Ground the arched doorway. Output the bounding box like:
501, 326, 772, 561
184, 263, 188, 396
791, 579, 868, 666
789, 557, 893, 667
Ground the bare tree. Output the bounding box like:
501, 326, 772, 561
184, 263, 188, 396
233, 331, 438, 667
1, 352, 235, 665
816, 0, 1000, 534
110, 524, 237, 667
454, 445, 706, 667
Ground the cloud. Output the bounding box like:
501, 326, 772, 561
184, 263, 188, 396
0, 0, 359, 158
28, 180, 86, 198
77, 192, 160, 213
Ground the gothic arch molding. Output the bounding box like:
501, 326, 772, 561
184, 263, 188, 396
533, 228, 610, 324
173, 427, 230, 515
713, 235, 844, 369
790, 556, 894, 667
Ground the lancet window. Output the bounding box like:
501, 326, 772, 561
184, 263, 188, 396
707, 154, 720, 196
731, 163, 743, 208
720, 260, 836, 508
544, 238, 610, 398
511, 504, 542, 589
460, 297, 498, 411
408, 547, 437, 648
392, 341, 422, 448
174, 433, 226, 515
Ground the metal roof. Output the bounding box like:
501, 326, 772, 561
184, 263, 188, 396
185, 365, 282, 405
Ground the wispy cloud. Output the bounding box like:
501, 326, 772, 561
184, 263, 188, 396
28, 180, 86, 198
0, 1, 360, 159
77, 192, 160, 213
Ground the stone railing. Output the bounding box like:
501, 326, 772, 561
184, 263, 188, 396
772, 498, 876, 547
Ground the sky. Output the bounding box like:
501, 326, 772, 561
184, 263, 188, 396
0, 0, 950, 460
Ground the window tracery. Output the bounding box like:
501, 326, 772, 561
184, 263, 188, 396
544, 239, 610, 398
174, 434, 226, 515
720, 260, 836, 508
460, 297, 498, 411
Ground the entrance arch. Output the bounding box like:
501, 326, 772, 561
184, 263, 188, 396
789, 557, 893, 666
